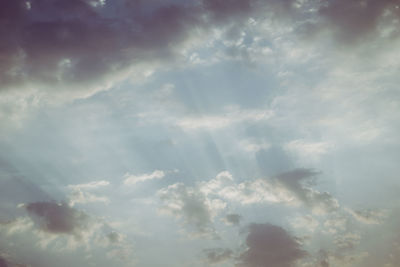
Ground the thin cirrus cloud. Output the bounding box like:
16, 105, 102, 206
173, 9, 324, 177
123, 170, 165, 185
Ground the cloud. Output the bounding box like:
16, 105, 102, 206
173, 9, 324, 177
203, 248, 233, 265
67, 180, 110, 206
0, 0, 197, 91
199, 171, 293, 205
223, 213, 242, 226
238, 223, 307, 267
1, 0, 398, 97
0, 257, 6, 267
106, 231, 122, 244
0, 254, 28, 267
68, 190, 110, 206
123, 170, 165, 185
68, 180, 110, 190
275, 169, 339, 214
334, 232, 361, 250
157, 169, 339, 240
24, 202, 88, 235
157, 182, 225, 237
0, 0, 269, 96
345, 208, 387, 225
200, 169, 339, 214
314, 0, 400, 45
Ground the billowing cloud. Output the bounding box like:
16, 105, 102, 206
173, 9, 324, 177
0, 0, 271, 97
157, 182, 224, 237
2, 0, 399, 96
0, 0, 195, 91
24, 202, 88, 235
200, 169, 339, 214
238, 223, 307, 267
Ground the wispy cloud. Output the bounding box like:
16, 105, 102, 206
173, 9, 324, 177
123, 170, 165, 185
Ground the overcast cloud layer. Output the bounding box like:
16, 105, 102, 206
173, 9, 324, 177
1, 0, 400, 266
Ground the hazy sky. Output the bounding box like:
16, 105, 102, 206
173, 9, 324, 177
1, 0, 400, 266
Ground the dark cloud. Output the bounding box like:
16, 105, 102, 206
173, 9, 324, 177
304, 0, 400, 45
0, 256, 27, 267
238, 223, 307, 267
0, 257, 7, 267
204, 248, 233, 264
0, 0, 266, 93
1, 0, 398, 94
25, 201, 88, 234
274, 169, 339, 214
320, 259, 329, 267
0, 0, 201, 90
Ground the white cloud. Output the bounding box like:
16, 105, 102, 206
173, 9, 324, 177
68, 180, 110, 206
68, 180, 110, 190
200, 170, 339, 214
123, 170, 165, 186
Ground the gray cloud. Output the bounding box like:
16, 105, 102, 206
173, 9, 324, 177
224, 213, 242, 226
2, 0, 399, 95
204, 248, 233, 265
238, 223, 307, 267
0, 0, 191, 90
0, 0, 266, 94
316, 0, 400, 44
158, 183, 219, 237
274, 169, 339, 214
0, 255, 27, 267
0, 257, 6, 267
24, 201, 88, 234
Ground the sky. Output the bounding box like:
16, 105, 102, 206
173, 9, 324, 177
0, 0, 400, 266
